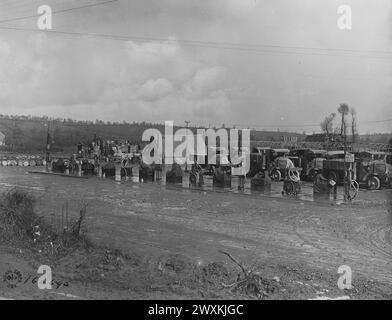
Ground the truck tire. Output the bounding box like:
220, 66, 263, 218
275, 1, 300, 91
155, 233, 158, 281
367, 176, 381, 190
190, 172, 197, 185
271, 169, 281, 181
308, 169, 317, 182
283, 180, 293, 194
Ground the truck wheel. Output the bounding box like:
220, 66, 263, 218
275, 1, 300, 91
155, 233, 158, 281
367, 176, 381, 190
295, 182, 301, 194
328, 171, 338, 183
308, 169, 317, 182
271, 169, 281, 181
284, 181, 298, 195
190, 172, 197, 185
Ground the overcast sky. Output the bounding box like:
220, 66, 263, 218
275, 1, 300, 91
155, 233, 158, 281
0, 0, 391, 133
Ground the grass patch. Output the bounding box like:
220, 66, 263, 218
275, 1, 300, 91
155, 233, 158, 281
0, 188, 91, 258
0, 189, 37, 242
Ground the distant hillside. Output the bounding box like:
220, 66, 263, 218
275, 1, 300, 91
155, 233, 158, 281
1, 114, 390, 153
0, 117, 163, 152
360, 133, 392, 145
0, 115, 306, 152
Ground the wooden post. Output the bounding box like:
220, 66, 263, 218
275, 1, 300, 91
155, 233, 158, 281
231, 175, 244, 190
239, 175, 245, 190
115, 163, 121, 182
77, 162, 82, 177
204, 175, 213, 189
231, 166, 245, 190
154, 168, 162, 182
196, 172, 203, 186
46, 160, 52, 172
182, 171, 190, 188
231, 175, 240, 190
132, 165, 140, 183
161, 165, 167, 185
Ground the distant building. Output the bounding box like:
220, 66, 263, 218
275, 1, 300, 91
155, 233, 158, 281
305, 133, 328, 143
281, 135, 298, 143
305, 133, 343, 143
0, 131, 5, 146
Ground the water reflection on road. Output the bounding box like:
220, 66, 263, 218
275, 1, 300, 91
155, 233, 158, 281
0, 167, 391, 208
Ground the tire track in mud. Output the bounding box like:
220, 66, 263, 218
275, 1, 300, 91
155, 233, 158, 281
90, 199, 352, 275
95, 194, 388, 261
345, 210, 392, 263
38, 182, 391, 283
368, 226, 392, 260
85, 198, 321, 267
280, 208, 392, 283
3, 167, 391, 285
282, 211, 324, 251
95, 204, 392, 285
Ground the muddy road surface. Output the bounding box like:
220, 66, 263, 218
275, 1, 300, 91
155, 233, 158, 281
0, 167, 391, 299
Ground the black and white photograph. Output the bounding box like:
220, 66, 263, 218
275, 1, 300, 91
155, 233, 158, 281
0, 0, 391, 306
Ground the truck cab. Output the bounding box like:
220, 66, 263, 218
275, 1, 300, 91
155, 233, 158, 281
355, 151, 392, 190
322, 150, 356, 184
289, 149, 327, 181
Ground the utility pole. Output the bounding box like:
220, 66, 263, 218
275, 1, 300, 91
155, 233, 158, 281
338, 103, 350, 202
184, 120, 190, 171
343, 131, 347, 201
342, 116, 350, 202
11, 119, 15, 152
45, 121, 51, 172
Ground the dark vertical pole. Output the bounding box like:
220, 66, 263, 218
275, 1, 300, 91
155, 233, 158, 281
185, 120, 190, 172
46, 121, 51, 171
343, 114, 348, 201
11, 119, 16, 152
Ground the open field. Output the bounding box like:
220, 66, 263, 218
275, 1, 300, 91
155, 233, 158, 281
0, 167, 391, 299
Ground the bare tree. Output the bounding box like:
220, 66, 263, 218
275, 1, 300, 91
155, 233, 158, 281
337, 103, 349, 138
350, 107, 357, 143
320, 113, 336, 137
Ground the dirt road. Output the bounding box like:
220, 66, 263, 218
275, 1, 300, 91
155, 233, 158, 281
83, 183, 392, 284
0, 167, 391, 299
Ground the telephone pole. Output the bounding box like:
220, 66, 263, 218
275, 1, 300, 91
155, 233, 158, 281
45, 121, 51, 172
184, 120, 191, 171
343, 128, 347, 201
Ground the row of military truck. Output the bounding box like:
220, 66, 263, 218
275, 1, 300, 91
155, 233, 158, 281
247, 147, 392, 190
48, 141, 392, 191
